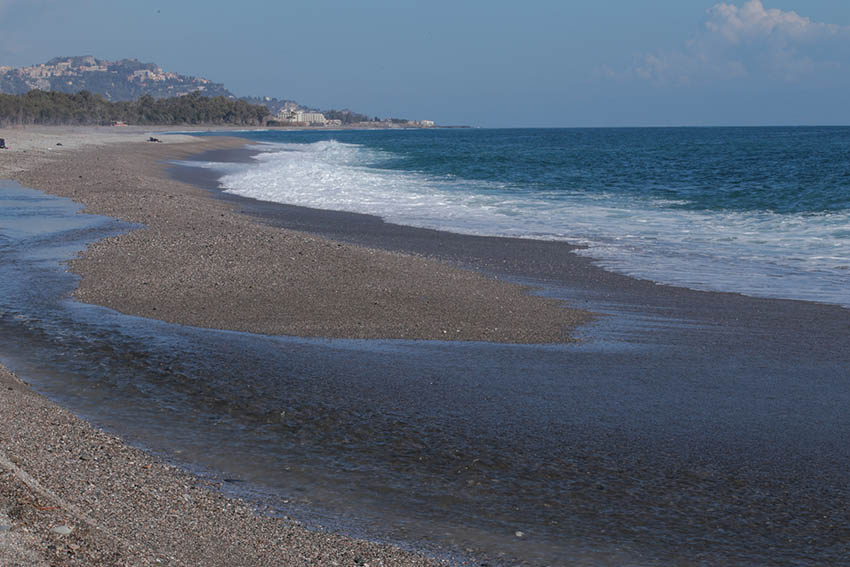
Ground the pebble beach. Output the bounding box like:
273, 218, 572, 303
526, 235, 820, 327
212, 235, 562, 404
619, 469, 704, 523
0, 126, 590, 566
0, 363, 451, 566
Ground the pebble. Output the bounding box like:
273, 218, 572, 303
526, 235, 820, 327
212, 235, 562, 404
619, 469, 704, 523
514, 531, 525, 538
0, 524, 10, 532
51, 525, 73, 535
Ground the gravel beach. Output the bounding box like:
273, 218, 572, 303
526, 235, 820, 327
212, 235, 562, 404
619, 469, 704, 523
0, 126, 590, 566
6, 128, 591, 343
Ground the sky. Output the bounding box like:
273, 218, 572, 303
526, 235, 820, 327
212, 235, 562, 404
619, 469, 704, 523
1, 0, 849, 127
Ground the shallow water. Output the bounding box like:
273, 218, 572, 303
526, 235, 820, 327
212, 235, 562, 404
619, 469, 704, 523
2, 179, 850, 565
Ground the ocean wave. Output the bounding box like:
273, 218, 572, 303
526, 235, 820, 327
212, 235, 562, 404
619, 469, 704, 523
201, 139, 850, 307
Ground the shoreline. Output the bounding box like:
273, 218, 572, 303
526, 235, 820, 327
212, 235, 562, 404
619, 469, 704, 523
10, 133, 592, 344
171, 144, 850, 332
4, 127, 850, 565
0, 127, 484, 566
0, 126, 591, 565
0, 364, 448, 566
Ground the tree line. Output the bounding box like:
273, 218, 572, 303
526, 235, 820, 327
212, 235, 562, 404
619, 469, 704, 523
0, 90, 270, 127
322, 109, 371, 124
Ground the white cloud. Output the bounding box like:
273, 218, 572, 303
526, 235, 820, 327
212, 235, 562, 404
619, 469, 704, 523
706, 0, 837, 43
627, 0, 849, 85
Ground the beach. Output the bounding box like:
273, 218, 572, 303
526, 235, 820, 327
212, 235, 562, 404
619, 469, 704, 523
3, 126, 850, 566
0, 364, 449, 567
0, 127, 592, 565
0, 127, 499, 565
9, 128, 590, 343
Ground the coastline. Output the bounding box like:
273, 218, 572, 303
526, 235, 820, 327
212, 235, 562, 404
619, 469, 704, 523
0, 126, 588, 565
172, 145, 850, 341
10, 132, 592, 343
4, 126, 850, 565
0, 126, 465, 565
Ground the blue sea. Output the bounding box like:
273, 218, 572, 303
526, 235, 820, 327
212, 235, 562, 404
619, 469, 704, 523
188, 126, 850, 306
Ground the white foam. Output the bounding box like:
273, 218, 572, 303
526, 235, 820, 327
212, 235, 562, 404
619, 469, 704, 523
191, 140, 850, 308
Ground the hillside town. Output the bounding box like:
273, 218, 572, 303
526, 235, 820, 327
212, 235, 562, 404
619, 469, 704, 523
0, 56, 229, 100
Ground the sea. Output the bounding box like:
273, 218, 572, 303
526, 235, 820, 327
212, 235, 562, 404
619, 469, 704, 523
187, 126, 850, 307
2, 127, 850, 566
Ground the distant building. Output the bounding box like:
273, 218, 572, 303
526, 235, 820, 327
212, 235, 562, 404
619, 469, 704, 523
296, 111, 327, 125
276, 109, 298, 123
275, 109, 328, 125
419, 120, 435, 127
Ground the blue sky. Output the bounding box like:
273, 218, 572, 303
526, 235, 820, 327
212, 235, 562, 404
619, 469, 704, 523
1, 1, 849, 127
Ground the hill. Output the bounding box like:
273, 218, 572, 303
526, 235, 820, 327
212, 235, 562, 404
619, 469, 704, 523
0, 56, 233, 101
0, 56, 424, 126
